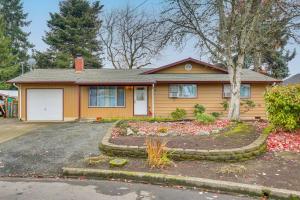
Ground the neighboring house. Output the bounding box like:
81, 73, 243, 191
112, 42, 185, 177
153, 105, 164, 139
283, 74, 300, 85
8, 57, 280, 121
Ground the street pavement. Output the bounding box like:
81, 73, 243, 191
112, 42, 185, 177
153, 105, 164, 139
0, 178, 256, 200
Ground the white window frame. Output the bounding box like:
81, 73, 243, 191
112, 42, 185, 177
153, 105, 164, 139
169, 84, 197, 98
223, 84, 251, 99
89, 86, 125, 108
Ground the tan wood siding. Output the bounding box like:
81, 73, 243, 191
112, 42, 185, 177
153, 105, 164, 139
80, 86, 153, 119
154, 83, 268, 119
19, 83, 79, 121
157, 63, 226, 74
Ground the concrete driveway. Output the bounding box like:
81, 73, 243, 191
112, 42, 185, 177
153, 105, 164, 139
0, 121, 112, 177
0, 119, 47, 144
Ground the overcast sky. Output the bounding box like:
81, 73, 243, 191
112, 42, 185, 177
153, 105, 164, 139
22, 0, 299, 77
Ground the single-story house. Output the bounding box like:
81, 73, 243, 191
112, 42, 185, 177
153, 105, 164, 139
8, 56, 280, 121
283, 74, 300, 85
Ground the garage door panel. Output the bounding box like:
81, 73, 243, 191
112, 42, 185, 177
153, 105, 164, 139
27, 89, 63, 121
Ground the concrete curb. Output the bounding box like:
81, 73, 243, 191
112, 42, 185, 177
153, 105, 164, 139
99, 121, 268, 161
62, 167, 300, 199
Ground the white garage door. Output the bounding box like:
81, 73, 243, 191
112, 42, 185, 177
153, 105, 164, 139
27, 89, 63, 121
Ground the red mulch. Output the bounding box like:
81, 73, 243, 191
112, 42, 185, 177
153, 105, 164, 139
112, 120, 230, 138
267, 129, 300, 153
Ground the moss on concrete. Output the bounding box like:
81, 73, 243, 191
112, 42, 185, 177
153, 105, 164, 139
109, 158, 128, 167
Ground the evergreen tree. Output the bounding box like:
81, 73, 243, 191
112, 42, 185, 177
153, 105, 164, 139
0, 0, 33, 64
0, 17, 18, 89
37, 0, 103, 68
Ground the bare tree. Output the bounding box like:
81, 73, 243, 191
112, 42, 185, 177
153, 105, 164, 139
100, 5, 166, 69
161, 0, 300, 120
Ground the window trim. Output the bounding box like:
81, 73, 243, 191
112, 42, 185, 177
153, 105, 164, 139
168, 84, 198, 99
222, 84, 251, 99
88, 86, 126, 108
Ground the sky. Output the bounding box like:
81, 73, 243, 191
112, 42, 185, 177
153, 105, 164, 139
22, 0, 299, 77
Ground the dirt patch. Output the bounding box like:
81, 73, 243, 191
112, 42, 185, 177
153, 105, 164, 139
73, 151, 300, 191
111, 123, 260, 150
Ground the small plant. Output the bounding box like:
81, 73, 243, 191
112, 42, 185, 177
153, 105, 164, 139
195, 113, 215, 124
158, 127, 168, 134
241, 99, 256, 113
211, 112, 221, 118
171, 108, 187, 120
221, 100, 229, 111
288, 195, 300, 200
146, 137, 172, 168
194, 104, 205, 116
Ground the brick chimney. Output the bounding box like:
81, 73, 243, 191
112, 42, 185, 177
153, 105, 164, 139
74, 54, 84, 73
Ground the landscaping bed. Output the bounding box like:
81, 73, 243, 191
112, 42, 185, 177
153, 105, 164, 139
69, 151, 300, 192
110, 120, 263, 150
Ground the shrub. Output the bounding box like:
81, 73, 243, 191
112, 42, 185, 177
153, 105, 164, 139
195, 113, 215, 124
171, 108, 187, 120
194, 104, 205, 116
211, 112, 221, 118
264, 85, 300, 131
146, 137, 172, 168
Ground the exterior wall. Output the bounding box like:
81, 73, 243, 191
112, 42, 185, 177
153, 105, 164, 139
154, 83, 269, 120
19, 82, 268, 121
19, 83, 79, 121
80, 86, 153, 120
157, 63, 226, 74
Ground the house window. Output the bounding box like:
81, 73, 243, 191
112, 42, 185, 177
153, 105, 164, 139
223, 84, 251, 98
89, 86, 125, 107
169, 84, 197, 98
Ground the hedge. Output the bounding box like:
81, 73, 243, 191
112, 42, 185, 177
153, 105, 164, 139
264, 84, 300, 131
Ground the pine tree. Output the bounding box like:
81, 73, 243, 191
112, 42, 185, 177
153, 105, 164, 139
38, 0, 103, 68
0, 0, 33, 64
0, 17, 18, 89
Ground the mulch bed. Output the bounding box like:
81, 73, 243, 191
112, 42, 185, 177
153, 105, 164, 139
267, 129, 300, 153
75, 151, 300, 191
110, 121, 264, 150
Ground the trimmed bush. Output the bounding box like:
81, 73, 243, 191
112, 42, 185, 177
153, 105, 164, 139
195, 113, 215, 124
171, 108, 187, 120
264, 85, 300, 131
211, 112, 221, 118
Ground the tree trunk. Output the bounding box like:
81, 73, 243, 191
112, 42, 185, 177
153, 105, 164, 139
227, 55, 243, 121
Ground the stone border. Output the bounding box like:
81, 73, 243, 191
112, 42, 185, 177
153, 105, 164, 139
99, 121, 269, 161
62, 167, 300, 200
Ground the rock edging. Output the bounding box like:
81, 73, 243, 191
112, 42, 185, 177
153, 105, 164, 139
99, 121, 268, 161
62, 167, 300, 200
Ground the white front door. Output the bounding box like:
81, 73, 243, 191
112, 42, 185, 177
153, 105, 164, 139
27, 89, 63, 121
134, 86, 148, 115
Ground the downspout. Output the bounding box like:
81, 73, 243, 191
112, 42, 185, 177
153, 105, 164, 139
78, 85, 81, 121
13, 83, 21, 120
152, 83, 155, 118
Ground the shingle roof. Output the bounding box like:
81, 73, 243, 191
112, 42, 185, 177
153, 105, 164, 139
283, 74, 300, 85
8, 67, 280, 84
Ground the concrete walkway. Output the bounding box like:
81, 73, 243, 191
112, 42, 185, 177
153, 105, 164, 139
0, 178, 254, 200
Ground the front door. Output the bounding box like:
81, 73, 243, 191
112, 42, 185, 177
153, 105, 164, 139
134, 86, 148, 115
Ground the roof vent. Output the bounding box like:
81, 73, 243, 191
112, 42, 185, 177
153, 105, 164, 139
185, 64, 192, 71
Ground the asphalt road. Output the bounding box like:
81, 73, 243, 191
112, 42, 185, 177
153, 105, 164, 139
0, 178, 255, 200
